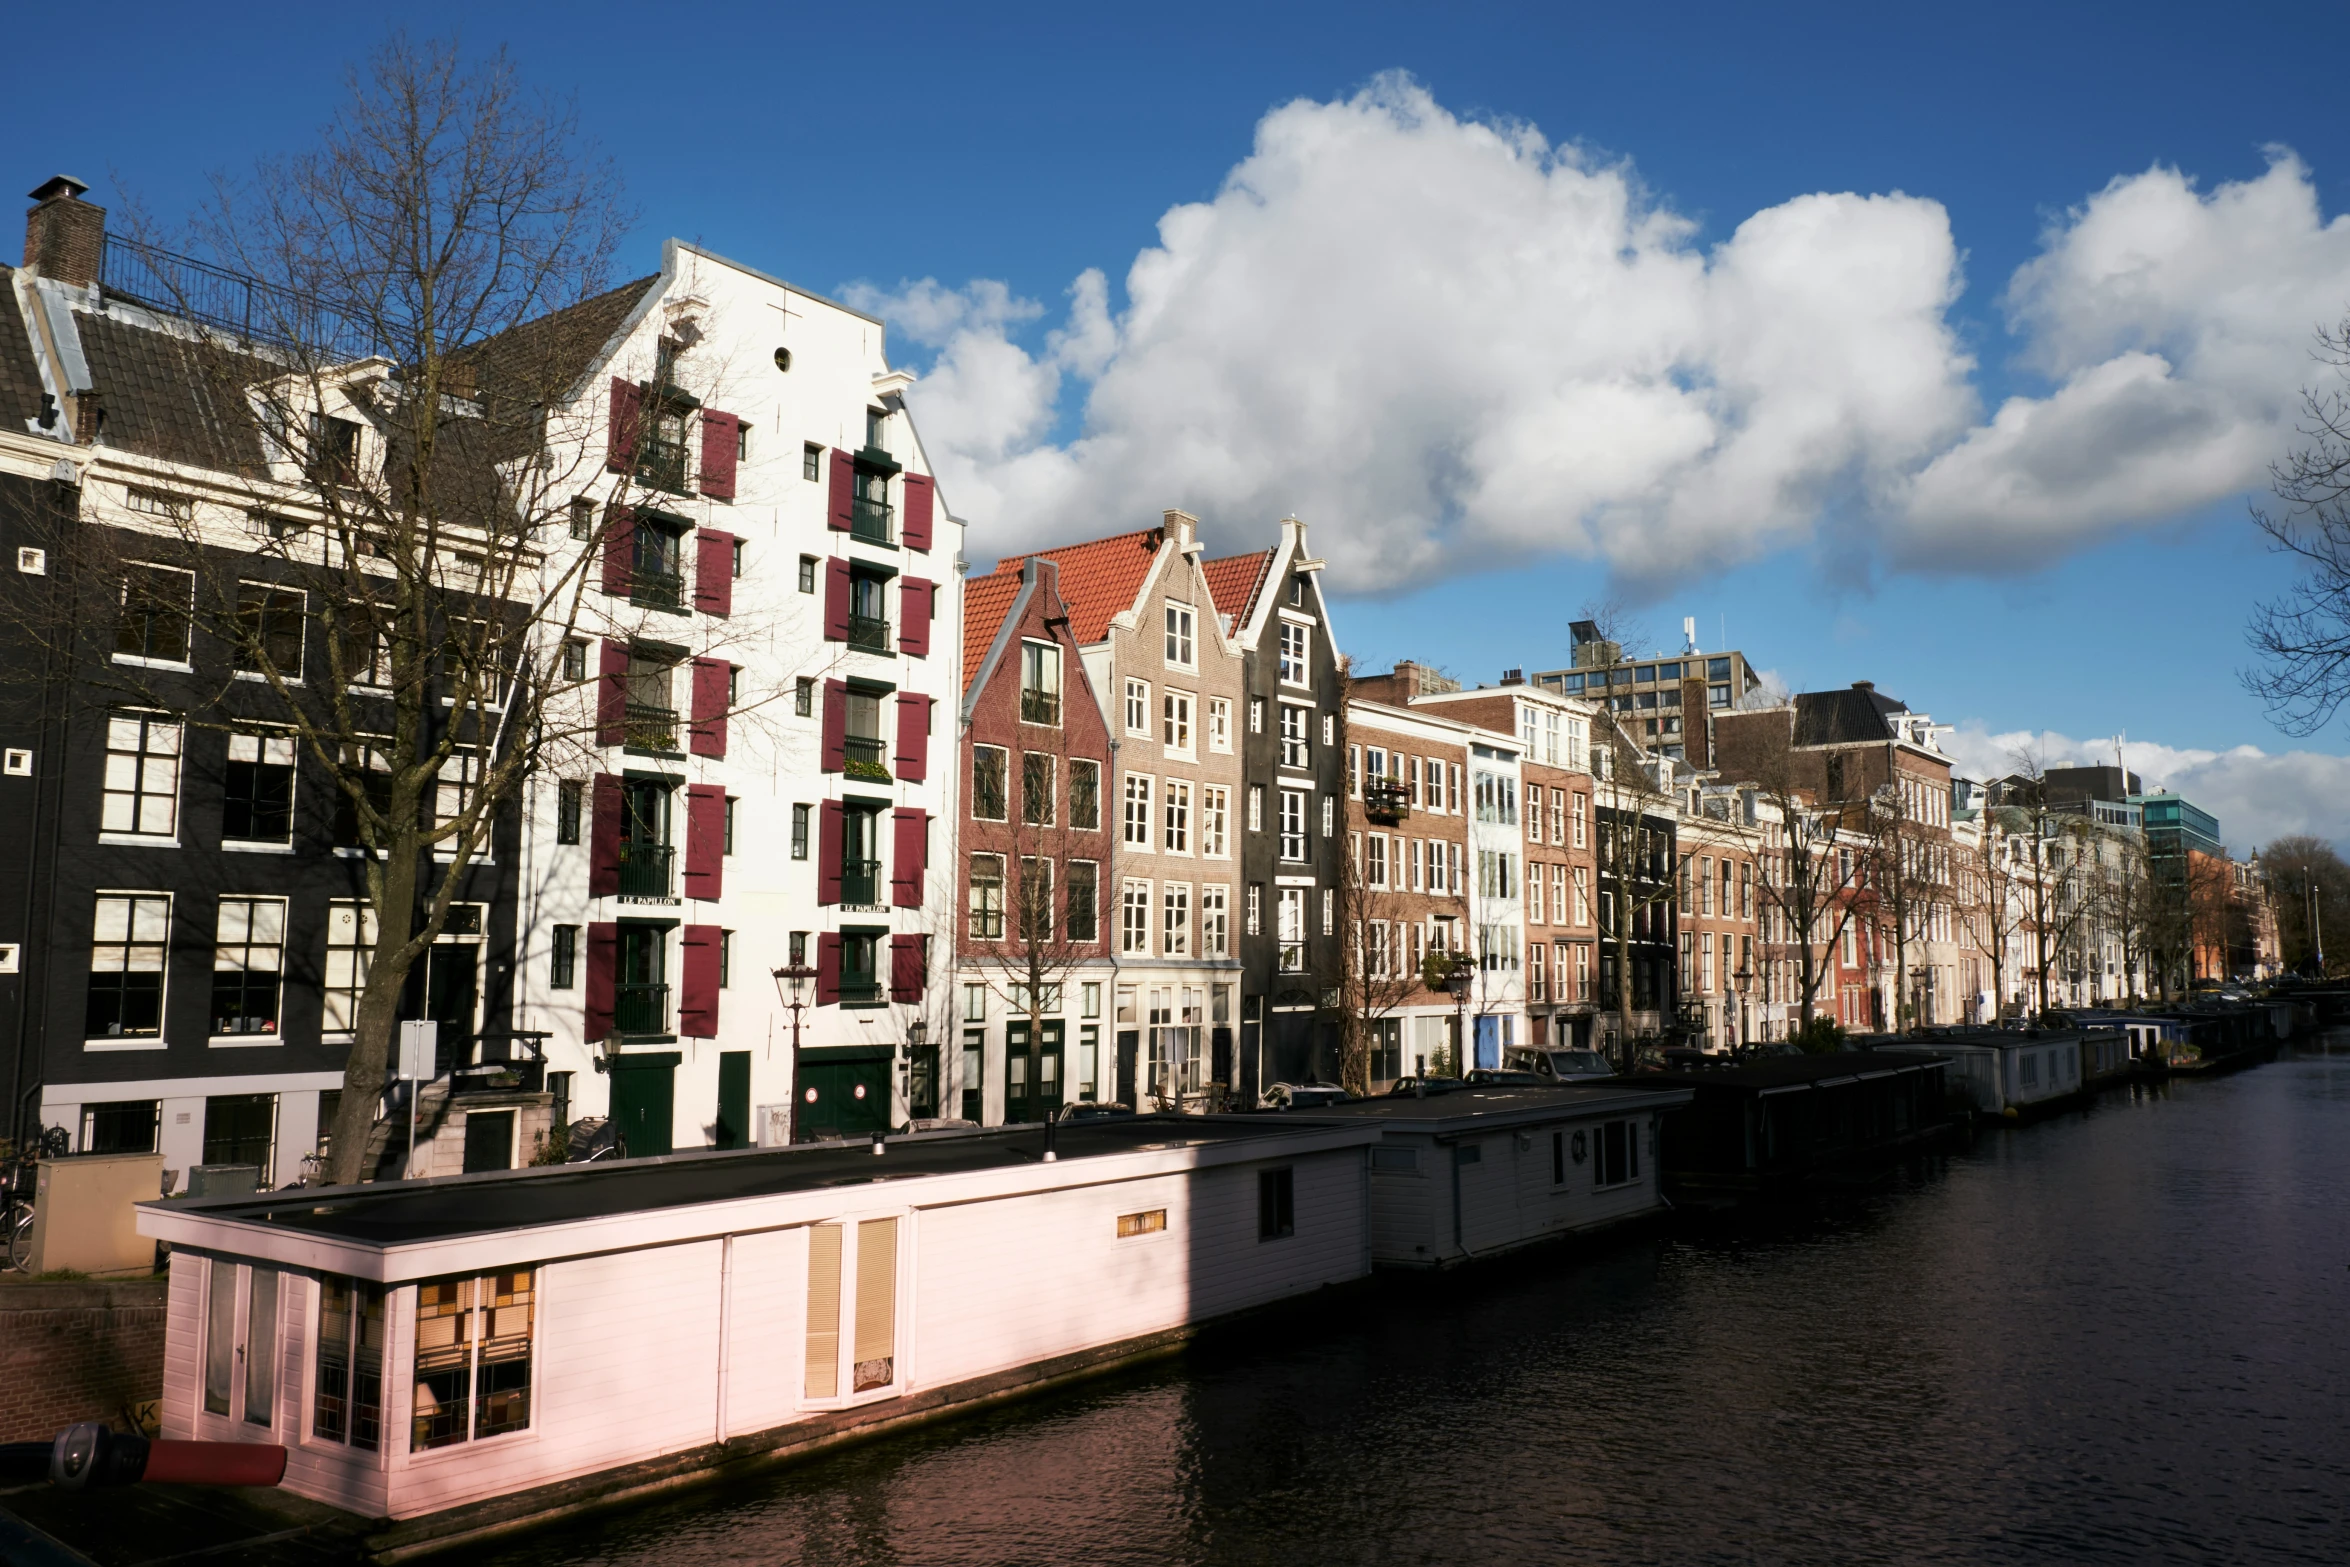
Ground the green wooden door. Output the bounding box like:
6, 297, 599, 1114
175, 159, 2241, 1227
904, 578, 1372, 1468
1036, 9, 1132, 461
794, 1051, 889, 1141
608, 1053, 678, 1157
1005, 1021, 1065, 1124
715, 1051, 752, 1149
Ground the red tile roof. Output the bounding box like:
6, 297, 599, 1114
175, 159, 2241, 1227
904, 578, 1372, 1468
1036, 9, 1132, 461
961, 566, 1025, 694
995, 526, 1166, 646
1201, 550, 1274, 630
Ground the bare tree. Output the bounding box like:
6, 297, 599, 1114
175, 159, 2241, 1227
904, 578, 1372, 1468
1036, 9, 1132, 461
1859, 778, 1940, 1031
2247, 314, 2350, 734
8, 40, 804, 1181
2259, 834, 2350, 977
1334, 812, 1436, 1094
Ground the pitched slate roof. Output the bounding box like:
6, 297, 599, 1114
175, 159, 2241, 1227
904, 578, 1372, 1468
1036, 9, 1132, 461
451, 275, 658, 411
0, 266, 48, 430
1791, 684, 1908, 747
961, 565, 1025, 693
74, 309, 273, 473
1201, 548, 1273, 630
995, 525, 1165, 645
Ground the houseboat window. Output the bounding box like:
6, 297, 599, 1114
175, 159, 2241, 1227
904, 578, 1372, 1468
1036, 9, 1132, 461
245, 1269, 279, 1427
806, 1224, 843, 1400
1552, 1130, 1566, 1186
854, 1218, 899, 1392
314, 1276, 386, 1450
1117, 1209, 1167, 1237
1258, 1167, 1295, 1240
410, 1269, 536, 1451
1596, 1119, 1641, 1188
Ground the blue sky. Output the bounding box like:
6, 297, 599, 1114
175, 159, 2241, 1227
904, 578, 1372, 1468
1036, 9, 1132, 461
24, 2, 2350, 846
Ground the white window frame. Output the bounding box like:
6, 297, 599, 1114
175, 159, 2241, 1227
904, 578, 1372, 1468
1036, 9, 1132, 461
1163, 603, 1196, 671
101, 710, 182, 842
1200, 785, 1230, 858
1207, 697, 1232, 754
1124, 679, 1151, 737
1163, 778, 1193, 856
1162, 690, 1195, 758
1123, 773, 1155, 851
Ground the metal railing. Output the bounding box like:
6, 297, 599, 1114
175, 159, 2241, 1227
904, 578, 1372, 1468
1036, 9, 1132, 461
1364, 778, 1411, 820
619, 842, 673, 897
851, 496, 895, 545
625, 704, 679, 751
99, 234, 377, 359
632, 571, 684, 613
1020, 688, 1060, 725
840, 857, 882, 907
636, 436, 688, 494
844, 735, 890, 781
614, 982, 668, 1035
847, 613, 891, 654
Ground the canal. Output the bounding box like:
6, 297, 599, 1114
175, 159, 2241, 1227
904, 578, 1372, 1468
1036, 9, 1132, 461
480, 1046, 2350, 1566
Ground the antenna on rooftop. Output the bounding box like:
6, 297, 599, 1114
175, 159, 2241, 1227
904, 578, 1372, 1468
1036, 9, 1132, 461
1682, 616, 1697, 655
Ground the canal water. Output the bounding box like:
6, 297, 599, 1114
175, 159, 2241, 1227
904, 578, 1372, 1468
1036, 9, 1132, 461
482, 1046, 2350, 1566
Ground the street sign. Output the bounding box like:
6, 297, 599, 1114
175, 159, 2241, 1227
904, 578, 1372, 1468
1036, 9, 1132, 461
398, 1020, 438, 1081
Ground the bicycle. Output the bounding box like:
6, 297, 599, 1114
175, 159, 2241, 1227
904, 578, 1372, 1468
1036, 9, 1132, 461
4, 1126, 72, 1273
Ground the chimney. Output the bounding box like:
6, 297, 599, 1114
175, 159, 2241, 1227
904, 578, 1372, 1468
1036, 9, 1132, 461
24, 175, 103, 288
1164, 508, 1199, 553
1500, 668, 1524, 686
1852, 680, 1874, 692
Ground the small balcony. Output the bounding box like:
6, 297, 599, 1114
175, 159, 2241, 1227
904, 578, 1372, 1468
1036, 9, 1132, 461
631, 570, 684, 613
840, 857, 882, 908
625, 704, 679, 752
851, 496, 895, 546
1364, 777, 1411, 822
844, 734, 890, 782
635, 436, 688, 495
847, 613, 891, 654
618, 842, 673, 898
1020, 687, 1060, 726
614, 981, 668, 1035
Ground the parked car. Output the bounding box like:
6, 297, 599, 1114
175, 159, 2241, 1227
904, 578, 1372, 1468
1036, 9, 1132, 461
1384, 1076, 1467, 1097
1054, 1102, 1134, 1123
1501, 1047, 1617, 1082
1464, 1068, 1553, 1086
1263, 1082, 1352, 1110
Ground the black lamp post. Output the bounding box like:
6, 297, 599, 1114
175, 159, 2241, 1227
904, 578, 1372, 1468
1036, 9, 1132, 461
1733, 963, 1753, 1053
1444, 963, 1475, 1076
771, 961, 816, 1142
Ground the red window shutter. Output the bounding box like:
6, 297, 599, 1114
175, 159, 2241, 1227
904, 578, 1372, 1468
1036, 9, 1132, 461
818, 800, 845, 904
821, 679, 847, 772
690, 657, 730, 758
893, 693, 930, 782
601, 507, 635, 596
606, 379, 640, 473
585, 922, 618, 1039
589, 775, 622, 897
827, 448, 855, 531
889, 934, 923, 1002
694, 529, 735, 616
823, 558, 851, 641
698, 411, 739, 500
817, 931, 843, 1006
891, 807, 926, 908
684, 784, 726, 899
679, 924, 722, 1037
899, 576, 933, 657
901, 473, 934, 551
597, 640, 628, 745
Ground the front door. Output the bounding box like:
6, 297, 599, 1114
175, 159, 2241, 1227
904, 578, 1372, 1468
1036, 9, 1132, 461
795, 1057, 888, 1141
1005, 1021, 1065, 1125
425, 945, 479, 1072
608, 1054, 677, 1157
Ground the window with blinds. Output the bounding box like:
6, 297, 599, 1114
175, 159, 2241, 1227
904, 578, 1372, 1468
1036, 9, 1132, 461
805, 1224, 842, 1400
854, 1218, 899, 1393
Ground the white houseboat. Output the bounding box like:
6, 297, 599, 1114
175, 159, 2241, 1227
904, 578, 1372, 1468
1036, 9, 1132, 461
137, 1116, 1380, 1555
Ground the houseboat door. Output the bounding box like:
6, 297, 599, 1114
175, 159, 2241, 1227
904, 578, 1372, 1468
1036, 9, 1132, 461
607, 1051, 678, 1157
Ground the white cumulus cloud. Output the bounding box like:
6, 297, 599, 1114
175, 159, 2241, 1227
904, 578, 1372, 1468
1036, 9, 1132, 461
1941, 724, 2350, 854
857, 77, 2350, 595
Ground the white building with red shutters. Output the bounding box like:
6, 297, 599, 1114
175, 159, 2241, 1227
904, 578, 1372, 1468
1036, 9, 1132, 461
514, 239, 961, 1158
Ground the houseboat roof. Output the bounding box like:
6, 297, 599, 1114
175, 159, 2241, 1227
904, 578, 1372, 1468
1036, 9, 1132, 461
1639, 1052, 1948, 1093
140, 1116, 1375, 1257
1281, 1082, 1690, 1134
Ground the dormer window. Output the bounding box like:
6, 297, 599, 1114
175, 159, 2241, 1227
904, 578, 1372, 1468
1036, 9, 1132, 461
308, 414, 361, 487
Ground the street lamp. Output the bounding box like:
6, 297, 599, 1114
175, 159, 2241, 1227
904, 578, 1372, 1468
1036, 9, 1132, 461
1444, 962, 1475, 1077
771, 960, 817, 1143
1733, 963, 1753, 1054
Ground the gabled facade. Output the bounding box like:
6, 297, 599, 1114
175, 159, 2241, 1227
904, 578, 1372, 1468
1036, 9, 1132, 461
1000, 511, 1248, 1107
1210, 517, 1347, 1093
952, 555, 1114, 1123
514, 240, 962, 1153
